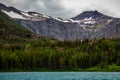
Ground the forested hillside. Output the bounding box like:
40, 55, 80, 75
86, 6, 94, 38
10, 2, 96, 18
0, 39, 120, 71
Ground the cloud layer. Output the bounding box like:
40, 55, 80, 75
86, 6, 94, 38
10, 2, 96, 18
0, 0, 120, 18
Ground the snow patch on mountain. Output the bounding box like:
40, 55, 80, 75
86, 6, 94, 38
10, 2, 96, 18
21, 12, 32, 17
32, 13, 38, 16
42, 14, 50, 18
83, 17, 92, 21
83, 20, 96, 24
2, 10, 25, 19
80, 17, 96, 24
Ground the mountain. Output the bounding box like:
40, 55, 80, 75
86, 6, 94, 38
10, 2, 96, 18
0, 3, 120, 40
72, 10, 104, 20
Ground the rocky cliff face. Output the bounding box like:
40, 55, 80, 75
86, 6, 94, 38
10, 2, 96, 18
16, 18, 88, 40
0, 3, 120, 40
91, 18, 120, 39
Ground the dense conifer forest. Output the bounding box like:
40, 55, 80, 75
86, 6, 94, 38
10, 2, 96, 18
0, 38, 120, 71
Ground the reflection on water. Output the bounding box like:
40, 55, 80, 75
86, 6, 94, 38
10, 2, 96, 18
0, 72, 120, 80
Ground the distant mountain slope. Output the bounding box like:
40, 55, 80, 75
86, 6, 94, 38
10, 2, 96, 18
0, 3, 120, 40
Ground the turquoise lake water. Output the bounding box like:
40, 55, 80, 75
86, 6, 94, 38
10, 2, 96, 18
0, 72, 120, 80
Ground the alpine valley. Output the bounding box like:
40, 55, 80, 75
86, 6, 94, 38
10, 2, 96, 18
0, 3, 120, 71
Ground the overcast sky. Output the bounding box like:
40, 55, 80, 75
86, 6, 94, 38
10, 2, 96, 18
0, 0, 120, 18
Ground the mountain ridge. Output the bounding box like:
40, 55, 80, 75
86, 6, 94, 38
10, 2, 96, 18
72, 10, 105, 20
0, 3, 120, 40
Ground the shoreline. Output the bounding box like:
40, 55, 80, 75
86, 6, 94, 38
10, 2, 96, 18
0, 69, 120, 72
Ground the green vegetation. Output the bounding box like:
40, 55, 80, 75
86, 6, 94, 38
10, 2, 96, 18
0, 11, 120, 72
0, 39, 120, 71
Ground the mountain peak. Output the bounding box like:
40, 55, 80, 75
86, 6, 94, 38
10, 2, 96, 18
72, 10, 104, 20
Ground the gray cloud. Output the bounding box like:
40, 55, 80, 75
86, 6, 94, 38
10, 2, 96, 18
0, 0, 73, 18
0, 0, 120, 18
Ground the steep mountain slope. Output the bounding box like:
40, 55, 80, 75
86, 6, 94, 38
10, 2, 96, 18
16, 19, 88, 40
0, 10, 38, 44
0, 3, 120, 40
91, 18, 120, 39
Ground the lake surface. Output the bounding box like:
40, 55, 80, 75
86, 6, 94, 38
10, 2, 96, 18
0, 72, 120, 80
